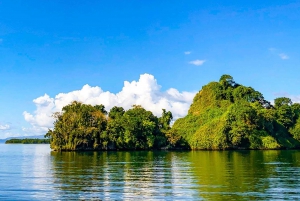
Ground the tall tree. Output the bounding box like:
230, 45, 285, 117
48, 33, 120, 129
274, 97, 294, 129
46, 101, 107, 151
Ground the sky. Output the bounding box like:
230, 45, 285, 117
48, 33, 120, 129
0, 0, 300, 138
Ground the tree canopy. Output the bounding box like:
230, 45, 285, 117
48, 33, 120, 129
5, 138, 50, 144
45, 75, 300, 151
45, 102, 173, 151
171, 75, 300, 150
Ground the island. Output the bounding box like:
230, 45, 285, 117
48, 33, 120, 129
5, 138, 50, 144
45, 75, 300, 151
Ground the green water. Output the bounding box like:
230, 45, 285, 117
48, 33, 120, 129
1, 144, 300, 200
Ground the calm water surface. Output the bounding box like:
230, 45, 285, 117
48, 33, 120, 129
1, 144, 300, 200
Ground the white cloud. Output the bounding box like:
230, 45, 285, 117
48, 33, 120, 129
189, 59, 206, 66
184, 51, 191, 55
0, 124, 10, 130
279, 53, 289, 60
23, 74, 196, 135
0, 131, 38, 139
22, 126, 48, 134
269, 48, 289, 60
23, 94, 55, 129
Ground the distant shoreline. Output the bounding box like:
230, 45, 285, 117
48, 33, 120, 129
5, 138, 50, 144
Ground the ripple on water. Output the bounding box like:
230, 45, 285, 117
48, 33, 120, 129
1, 146, 300, 200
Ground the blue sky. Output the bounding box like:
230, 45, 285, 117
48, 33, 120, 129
0, 0, 300, 138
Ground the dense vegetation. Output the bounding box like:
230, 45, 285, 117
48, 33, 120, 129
45, 103, 173, 151
46, 75, 300, 151
5, 138, 50, 144
171, 75, 300, 149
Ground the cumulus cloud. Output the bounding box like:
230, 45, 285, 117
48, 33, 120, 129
279, 53, 289, 60
0, 124, 10, 130
189, 59, 206, 66
23, 74, 196, 134
184, 51, 191, 55
23, 94, 55, 133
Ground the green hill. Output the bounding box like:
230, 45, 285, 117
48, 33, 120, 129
44, 75, 300, 151
171, 75, 300, 150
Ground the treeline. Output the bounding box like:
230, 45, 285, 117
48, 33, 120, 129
46, 74, 300, 151
45, 103, 176, 151
171, 75, 300, 150
5, 138, 50, 144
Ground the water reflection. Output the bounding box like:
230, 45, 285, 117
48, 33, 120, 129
0, 144, 52, 200
50, 151, 200, 200
1, 146, 298, 200
187, 150, 300, 200
30, 145, 53, 200
49, 150, 300, 200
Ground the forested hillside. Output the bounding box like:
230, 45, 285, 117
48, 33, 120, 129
45, 75, 300, 151
171, 75, 300, 149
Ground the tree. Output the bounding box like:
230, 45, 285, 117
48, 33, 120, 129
292, 103, 300, 121
274, 98, 294, 129
233, 86, 263, 103
227, 102, 258, 147
274, 97, 292, 108
46, 101, 107, 151
107, 106, 125, 148
121, 105, 159, 149
94, 104, 107, 115
155, 109, 173, 148
159, 109, 173, 131
108, 106, 125, 119
290, 118, 300, 140
276, 105, 294, 129
219, 74, 235, 87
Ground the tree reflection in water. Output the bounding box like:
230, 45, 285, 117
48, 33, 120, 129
50, 150, 300, 200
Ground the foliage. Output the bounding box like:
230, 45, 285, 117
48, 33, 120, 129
290, 118, 300, 140
172, 75, 300, 150
5, 138, 50, 144
46, 74, 300, 151
45, 101, 109, 151
46, 102, 173, 151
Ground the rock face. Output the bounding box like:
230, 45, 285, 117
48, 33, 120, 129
171, 75, 300, 150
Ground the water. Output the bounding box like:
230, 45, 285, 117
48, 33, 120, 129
1, 144, 300, 200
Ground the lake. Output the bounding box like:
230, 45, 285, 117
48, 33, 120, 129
1, 144, 300, 200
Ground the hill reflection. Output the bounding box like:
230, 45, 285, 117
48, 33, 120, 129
50, 150, 300, 200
